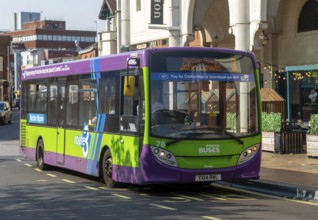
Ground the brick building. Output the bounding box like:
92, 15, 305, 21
9, 19, 96, 92
0, 32, 12, 101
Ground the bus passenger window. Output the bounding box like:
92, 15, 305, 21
120, 75, 139, 133
79, 79, 97, 129
66, 82, 79, 127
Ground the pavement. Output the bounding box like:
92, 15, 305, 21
261, 151, 318, 188
223, 151, 318, 201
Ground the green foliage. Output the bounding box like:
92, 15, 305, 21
309, 114, 318, 134
226, 113, 236, 130
262, 112, 282, 132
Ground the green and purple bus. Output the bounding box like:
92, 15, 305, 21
20, 47, 261, 187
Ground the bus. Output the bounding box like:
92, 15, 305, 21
20, 47, 261, 187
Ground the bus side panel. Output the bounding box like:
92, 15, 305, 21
22, 124, 58, 166
61, 130, 140, 178
110, 135, 141, 184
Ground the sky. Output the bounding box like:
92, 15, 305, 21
0, 0, 105, 32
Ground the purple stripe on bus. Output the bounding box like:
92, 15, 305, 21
20, 143, 260, 185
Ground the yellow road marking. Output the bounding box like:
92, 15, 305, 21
34, 168, 43, 172
62, 179, 75, 184
214, 183, 318, 206
149, 203, 177, 211
198, 193, 227, 201
202, 216, 222, 220
285, 199, 318, 206
85, 186, 100, 191
172, 193, 204, 201
112, 193, 131, 199
46, 173, 57, 178
36, 179, 49, 182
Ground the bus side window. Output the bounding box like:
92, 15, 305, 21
79, 77, 97, 129
66, 81, 79, 128
101, 74, 120, 133
120, 76, 139, 133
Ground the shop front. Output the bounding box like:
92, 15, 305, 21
278, 64, 318, 128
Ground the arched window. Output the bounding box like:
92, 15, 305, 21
298, 0, 318, 32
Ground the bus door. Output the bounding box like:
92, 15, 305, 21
56, 78, 66, 165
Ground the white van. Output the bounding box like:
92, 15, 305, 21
0, 101, 12, 124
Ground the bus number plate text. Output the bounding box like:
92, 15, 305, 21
195, 174, 221, 182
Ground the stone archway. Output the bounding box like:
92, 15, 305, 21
185, 0, 234, 48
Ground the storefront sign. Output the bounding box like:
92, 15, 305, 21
150, 0, 163, 24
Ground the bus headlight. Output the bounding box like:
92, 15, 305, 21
151, 146, 178, 167
238, 145, 259, 165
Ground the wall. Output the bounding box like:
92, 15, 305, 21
277, 0, 318, 67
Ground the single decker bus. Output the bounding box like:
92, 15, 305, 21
20, 47, 261, 187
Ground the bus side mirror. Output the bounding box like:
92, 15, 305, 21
124, 76, 135, 97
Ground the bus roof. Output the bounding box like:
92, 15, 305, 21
21, 47, 254, 81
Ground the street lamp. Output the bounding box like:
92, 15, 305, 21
259, 30, 269, 47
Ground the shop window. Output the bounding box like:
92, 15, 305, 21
298, 0, 318, 32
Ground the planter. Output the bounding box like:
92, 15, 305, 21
262, 132, 275, 152
306, 134, 318, 157
262, 132, 282, 152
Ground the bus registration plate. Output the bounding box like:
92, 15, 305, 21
195, 174, 221, 182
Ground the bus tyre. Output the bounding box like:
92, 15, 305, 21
102, 149, 117, 188
36, 139, 47, 170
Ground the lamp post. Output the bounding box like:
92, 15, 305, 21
259, 30, 269, 47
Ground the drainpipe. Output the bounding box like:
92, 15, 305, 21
116, 0, 122, 53
121, 0, 130, 51
167, 0, 180, 47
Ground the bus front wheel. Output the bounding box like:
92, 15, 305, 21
36, 139, 47, 170
102, 149, 117, 188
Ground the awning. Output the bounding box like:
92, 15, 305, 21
286, 64, 318, 72
260, 88, 285, 117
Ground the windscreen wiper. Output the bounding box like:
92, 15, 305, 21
165, 132, 205, 147
166, 127, 244, 146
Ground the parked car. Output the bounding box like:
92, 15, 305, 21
12, 98, 20, 109
0, 101, 12, 124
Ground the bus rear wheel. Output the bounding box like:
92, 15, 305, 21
36, 139, 47, 170
102, 149, 117, 188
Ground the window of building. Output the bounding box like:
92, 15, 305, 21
136, 0, 141, 11
298, 0, 318, 32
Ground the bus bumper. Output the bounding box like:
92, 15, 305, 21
113, 145, 261, 185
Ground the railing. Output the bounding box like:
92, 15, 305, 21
274, 121, 307, 154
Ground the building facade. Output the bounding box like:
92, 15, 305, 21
98, 0, 318, 122
14, 12, 41, 31
9, 19, 96, 91
0, 33, 12, 101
